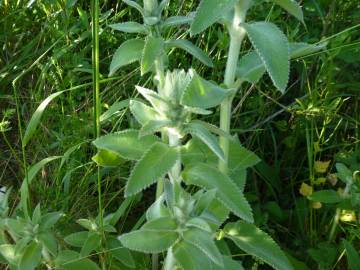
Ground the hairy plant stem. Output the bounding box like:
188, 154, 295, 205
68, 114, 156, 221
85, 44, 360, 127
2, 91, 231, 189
219, 1, 249, 173
91, 0, 105, 269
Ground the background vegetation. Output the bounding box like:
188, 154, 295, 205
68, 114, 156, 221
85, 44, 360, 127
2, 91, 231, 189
0, 0, 359, 269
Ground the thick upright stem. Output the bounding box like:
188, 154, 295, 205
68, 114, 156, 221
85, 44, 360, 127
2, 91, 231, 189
219, 1, 249, 173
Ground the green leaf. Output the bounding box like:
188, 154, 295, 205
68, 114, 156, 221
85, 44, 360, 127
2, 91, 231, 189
272, 0, 304, 23
109, 197, 135, 226
0, 244, 21, 266
19, 241, 42, 270
190, 0, 237, 35
184, 122, 224, 161
135, 85, 169, 114
183, 228, 223, 266
213, 256, 245, 270
225, 221, 293, 270
107, 238, 135, 268
109, 22, 147, 33
100, 99, 130, 122
55, 250, 101, 270
80, 232, 101, 257
162, 16, 193, 28
289, 42, 327, 59
228, 138, 260, 172
237, 42, 326, 83
182, 163, 253, 222
23, 90, 65, 147
20, 156, 61, 217
307, 190, 343, 204
242, 22, 290, 92
181, 72, 228, 109
77, 219, 96, 231
336, 163, 353, 184
32, 203, 41, 224
119, 229, 178, 253
141, 216, 178, 231
130, 100, 162, 125
146, 194, 171, 221
123, 0, 144, 16
39, 212, 63, 230
343, 239, 360, 270
38, 232, 58, 256
109, 39, 145, 76
125, 142, 178, 197
166, 39, 213, 67
141, 37, 164, 75
93, 130, 160, 160
139, 120, 172, 137
92, 149, 124, 167
64, 232, 89, 247
236, 51, 266, 83
173, 241, 213, 270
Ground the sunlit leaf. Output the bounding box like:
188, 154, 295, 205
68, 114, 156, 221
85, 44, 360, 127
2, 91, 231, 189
225, 221, 293, 270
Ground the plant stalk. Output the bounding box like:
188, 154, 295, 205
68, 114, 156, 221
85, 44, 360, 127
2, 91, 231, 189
91, 0, 105, 269
219, 1, 249, 173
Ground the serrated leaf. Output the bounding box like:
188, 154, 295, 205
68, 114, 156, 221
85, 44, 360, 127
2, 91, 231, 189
130, 99, 162, 125
23, 90, 65, 147
119, 229, 178, 253
273, 0, 304, 23
190, 0, 237, 35
139, 119, 172, 137
182, 163, 253, 222
125, 142, 178, 197
228, 139, 261, 171
109, 39, 145, 76
173, 241, 213, 270
162, 16, 193, 28
19, 241, 42, 270
181, 72, 228, 109
307, 190, 343, 203
225, 221, 293, 270
141, 37, 164, 75
166, 39, 213, 67
109, 22, 147, 33
183, 228, 223, 266
93, 130, 159, 160
343, 239, 360, 270
237, 42, 326, 83
184, 122, 224, 161
243, 22, 290, 92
